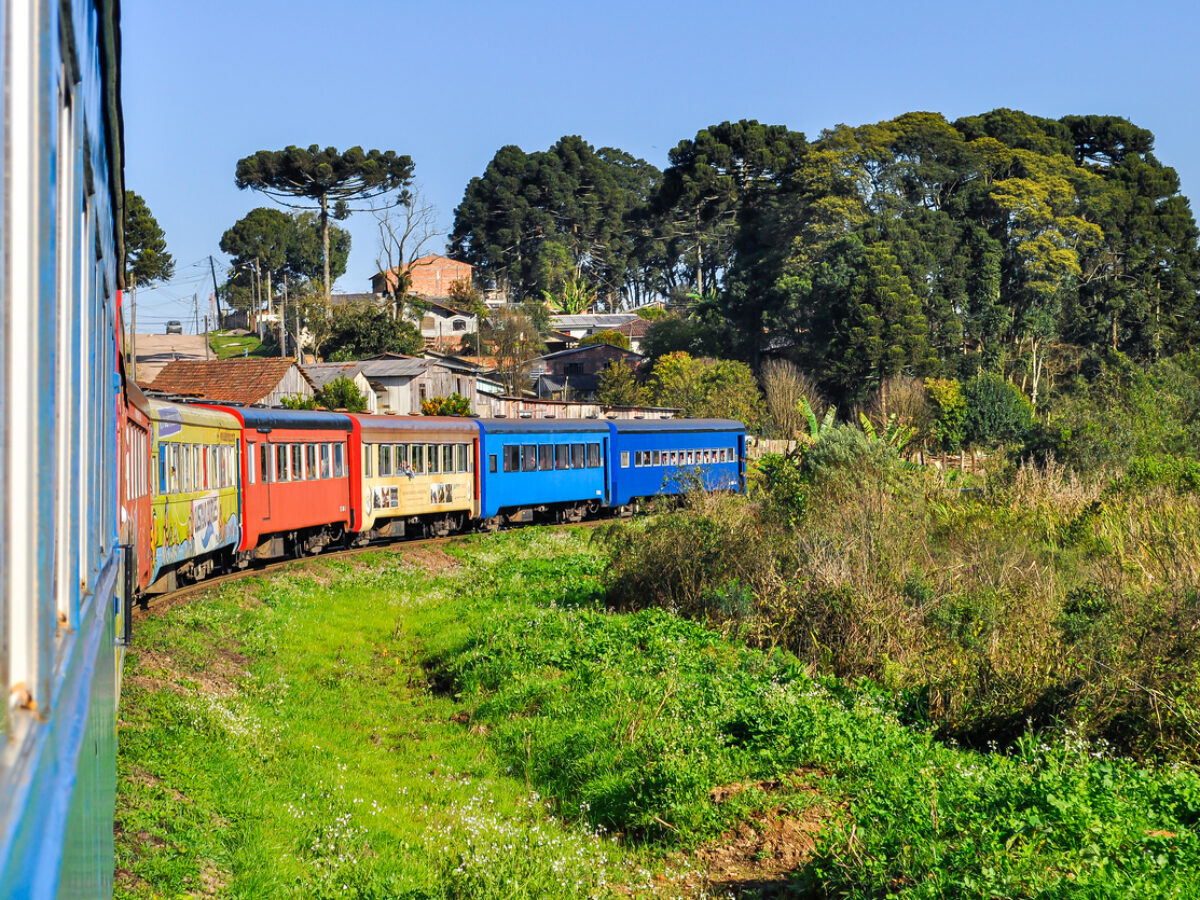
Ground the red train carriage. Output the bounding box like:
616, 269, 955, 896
119, 380, 154, 594
210, 406, 355, 560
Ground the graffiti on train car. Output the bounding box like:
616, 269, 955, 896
150, 489, 239, 577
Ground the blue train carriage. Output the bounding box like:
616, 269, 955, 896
607, 419, 747, 508
144, 401, 242, 592
0, 0, 127, 895
476, 419, 611, 526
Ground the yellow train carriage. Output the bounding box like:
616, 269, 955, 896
354, 416, 479, 539
147, 400, 241, 589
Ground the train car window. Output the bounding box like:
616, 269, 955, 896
334, 443, 346, 478
427, 444, 440, 474
653, 451, 661, 466
157, 451, 165, 495
379, 444, 392, 476
620, 451, 630, 468
443, 444, 454, 473
321, 444, 332, 479
411, 444, 425, 474
287, 444, 299, 480
181, 444, 192, 492
300, 444, 312, 480
503, 445, 518, 472
364, 444, 372, 478
555, 444, 569, 470
456, 443, 469, 473
587, 443, 601, 468
276, 444, 290, 482
259, 443, 271, 483
395, 444, 408, 469
538, 444, 553, 471
571, 444, 585, 469
489, 454, 498, 474
521, 445, 537, 472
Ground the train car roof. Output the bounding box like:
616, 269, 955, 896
147, 398, 242, 430
476, 418, 611, 435
607, 418, 745, 433
355, 415, 480, 437
211, 406, 353, 432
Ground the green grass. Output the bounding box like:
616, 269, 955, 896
208, 331, 268, 359
116, 528, 1200, 898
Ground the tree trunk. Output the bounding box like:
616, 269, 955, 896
320, 192, 331, 301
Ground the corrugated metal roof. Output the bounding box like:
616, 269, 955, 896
303, 362, 364, 388
551, 314, 639, 329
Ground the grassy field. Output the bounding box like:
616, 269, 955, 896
115, 528, 1200, 898
208, 332, 268, 359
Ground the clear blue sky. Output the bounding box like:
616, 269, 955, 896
123, 0, 1200, 332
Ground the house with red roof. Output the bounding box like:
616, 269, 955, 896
146, 358, 315, 407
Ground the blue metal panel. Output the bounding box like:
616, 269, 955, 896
607, 420, 745, 506
477, 420, 609, 518
0, 558, 119, 899
232, 406, 353, 432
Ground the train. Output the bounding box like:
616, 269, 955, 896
0, 4, 747, 894
123, 398, 747, 598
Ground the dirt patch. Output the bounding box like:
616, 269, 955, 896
679, 770, 836, 897
126, 766, 189, 803
197, 859, 228, 897
400, 544, 462, 574
133, 646, 248, 698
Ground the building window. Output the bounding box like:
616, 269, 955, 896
452, 319, 466, 331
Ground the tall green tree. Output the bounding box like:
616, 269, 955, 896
652, 120, 809, 294
220, 209, 349, 313
451, 137, 659, 305
125, 190, 175, 289
235, 145, 413, 298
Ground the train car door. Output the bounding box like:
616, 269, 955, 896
602, 436, 610, 505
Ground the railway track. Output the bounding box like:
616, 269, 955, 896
134, 519, 609, 620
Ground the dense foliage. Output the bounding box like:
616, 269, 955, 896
453, 111, 1200, 411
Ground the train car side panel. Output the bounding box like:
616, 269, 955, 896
0, 0, 126, 894
607, 419, 746, 507
477, 420, 610, 520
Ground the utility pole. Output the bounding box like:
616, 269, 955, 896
208, 255, 222, 327
193, 292, 199, 334
280, 273, 288, 358
130, 284, 137, 374
204, 315, 211, 359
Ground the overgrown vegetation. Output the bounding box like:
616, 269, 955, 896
117, 530, 1200, 898
601, 427, 1200, 762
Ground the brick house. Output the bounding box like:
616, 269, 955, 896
371, 254, 473, 299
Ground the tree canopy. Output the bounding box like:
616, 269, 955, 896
235, 145, 414, 298
125, 191, 175, 289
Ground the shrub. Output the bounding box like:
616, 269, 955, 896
924, 377, 966, 451
962, 373, 1032, 447
421, 393, 471, 416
